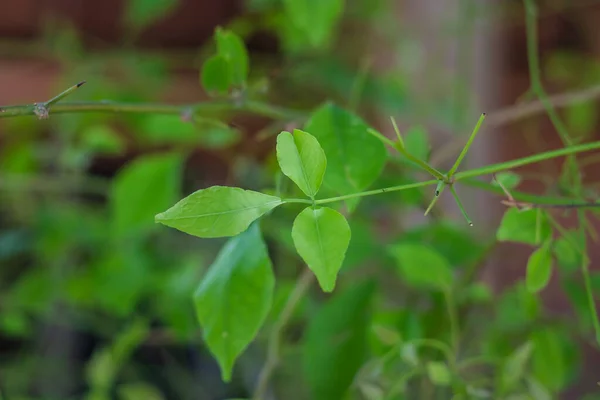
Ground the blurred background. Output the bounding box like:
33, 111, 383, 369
1, 0, 600, 399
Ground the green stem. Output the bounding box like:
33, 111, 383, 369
367, 127, 444, 180
311, 180, 439, 205
448, 113, 486, 177
45, 81, 87, 106
453, 140, 600, 180
0, 99, 303, 121
425, 183, 446, 216
449, 185, 472, 226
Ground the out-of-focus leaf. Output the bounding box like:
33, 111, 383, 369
404, 125, 430, 162
80, 125, 126, 155
553, 231, 582, 273
495, 282, 540, 332
86, 319, 149, 394
283, 0, 344, 48
124, 0, 178, 30
530, 328, 567, 392
526, 240, 553, 293
389, 243, 453, 290
303, 281, 375, 400
500, 341, 533, 393
497, 208, 551, 246
201, 55, 232, 94
215, 28, 249, 86
400, 221, 486, 267
118, 382, 164, 400
304, 103, 386, 198
426, 361, 451, 386
492, 172, 521, 190
111, 152, 183, 238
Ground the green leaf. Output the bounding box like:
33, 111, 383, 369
291, 206, 351, 292
530, 328, 567, 392
283, 0, 344, 48
111, 153, 183, 237
201, 55, 232, 94
304, 281, 374, 400
389, 243, 453, 290
526, 240, 553, 293
215, 28, 249, 86
426, 361, 451, 386
194, 224, 274, 382
124, 0, 178, 29
156, 186, 282, 238
496, 208, 551, 246
304, 103, 387, 196
404, 125, 430, 161
492, 172, 521, 190
500, 341, 533, 393
276, 129, 327, 198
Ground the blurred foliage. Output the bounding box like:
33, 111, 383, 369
1, 0, 600, 399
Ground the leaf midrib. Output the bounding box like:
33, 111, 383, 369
291, 134, 316, 198
158, 200, 282, 220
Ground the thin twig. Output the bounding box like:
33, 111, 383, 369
486, 84, 600, 127
253, 269, 314, 400
492, 173, 600, 210
0, 99, 304, 121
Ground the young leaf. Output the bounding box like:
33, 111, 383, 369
304, 103, 386, 196
215, 28, 249, 86
194, 224, 275, 382
291, 206, 351, 292
276, 129, 327, 198
388, 243, 453, 290
201, 55, 232, 94
496, 208, 551, 246
526, 240, 553, 293
124, 0, 178, 30
111, 153, 183, 238
155, 186, 282, 238
303, 281, 375, 400
426, 361, 451, 386
283, 0, 344, 48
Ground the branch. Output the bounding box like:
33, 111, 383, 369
0, 94, 304, 122
486, 84, 600, 127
